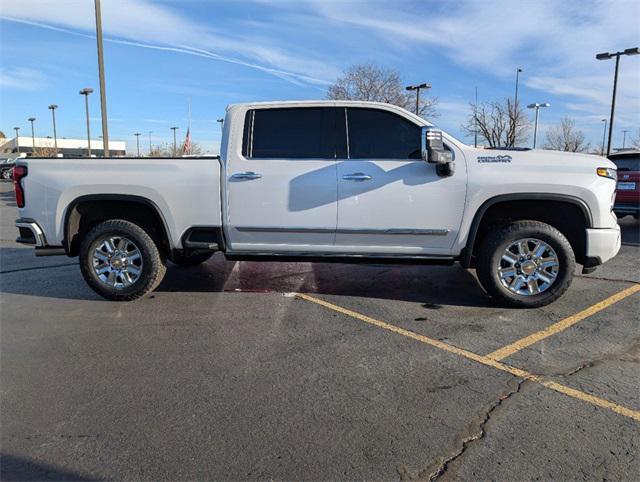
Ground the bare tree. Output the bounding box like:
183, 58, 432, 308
148, 142, 204, 157
462, 99, 530, 148
543, 116, 590, 152
327, 63, 438, 120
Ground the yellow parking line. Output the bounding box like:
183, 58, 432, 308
487, 284, 640, 361
295, 292, 640, 423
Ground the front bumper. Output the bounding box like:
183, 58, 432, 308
585, 225, 621, 265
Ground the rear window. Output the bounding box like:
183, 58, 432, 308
243, 107, 336, 159
610, 155, 640, 172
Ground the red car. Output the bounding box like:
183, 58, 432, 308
609, 150, 640, 219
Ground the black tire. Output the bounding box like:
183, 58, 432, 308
169, 251, 214, 266
79, 219, 167, 301
476, 220, 575, 308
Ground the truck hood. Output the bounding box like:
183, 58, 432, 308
468, 148, 616, 171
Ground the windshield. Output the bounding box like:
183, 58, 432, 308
610, 155, 640, 172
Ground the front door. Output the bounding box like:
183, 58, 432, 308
225, 106, 339, 252
335, 107, 467, 256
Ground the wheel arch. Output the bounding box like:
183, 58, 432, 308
63, 194, 172, 257
461, 193, 592, 268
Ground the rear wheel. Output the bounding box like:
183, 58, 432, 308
476, 220, 575, 308
79, 219, 166, 301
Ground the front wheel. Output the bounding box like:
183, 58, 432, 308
476, 220, 575, 308
79, 219, 167, 301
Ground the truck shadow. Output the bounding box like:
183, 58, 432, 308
156, 255, 492, 308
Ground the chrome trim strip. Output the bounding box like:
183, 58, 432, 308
235, 227, 450, 235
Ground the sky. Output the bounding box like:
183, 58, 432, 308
0, 0, 639, 155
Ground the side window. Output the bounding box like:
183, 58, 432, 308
347, 108, 421, 159
243, 107, 336, 159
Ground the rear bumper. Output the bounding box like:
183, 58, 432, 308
15, 218, 65, 256
585, 225, 621, 265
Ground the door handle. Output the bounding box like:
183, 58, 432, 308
342, 172, 372, 181
231, 171, 262, 180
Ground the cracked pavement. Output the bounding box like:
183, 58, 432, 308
1, 182, 639, 480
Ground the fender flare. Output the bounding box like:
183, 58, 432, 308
460, 193, 593, 268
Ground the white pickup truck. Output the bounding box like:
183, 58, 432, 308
14, 100, 621, 307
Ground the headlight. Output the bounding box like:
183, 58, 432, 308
597, 167, 617, 180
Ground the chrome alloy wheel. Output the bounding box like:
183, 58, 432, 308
497, 238, 559, 296
92, 236, 143, 289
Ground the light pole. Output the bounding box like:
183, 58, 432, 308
514, 68, 523, 109
601, 119, 607, 156
27, 117, 36, 152
48, 104, 59, 156
134, 133, 141, 157
148, 131, 153, 155
170, 126, 179, 155
94, 0, 110, 157
405, 83, 431, 115
622, 129, 628, 149
217, 118, 224, 133
13, 127, 20, 154
79, 88, 94, 157
526, 103, 550, 149
596, 47, 639, 156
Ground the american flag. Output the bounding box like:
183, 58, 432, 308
183, 128, 191, 154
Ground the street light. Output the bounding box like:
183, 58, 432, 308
526, 103, 550, 149
94, 0, 110, 157
27, 117, 36, 152
148, 131, 153, 155
79, 88, 94, 157
622, 129, 629, 149
405, 83, 431, 115
596, 47, 640, 156
601, 119, 607, 156
134, 132, 141, 157
514, 67, 523, 109
217, 118, 224, 133
13, 127, 20, 154
170, 126, 179, 155
48, 104, 59, 156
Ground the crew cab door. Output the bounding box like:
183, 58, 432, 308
335, 107, 467, 255
225, 106, 339, 252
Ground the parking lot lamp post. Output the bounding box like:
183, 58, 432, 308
405, 83, 431, 115
27, 118, 36, 152
13, 127, 20, 154
217, 118, 224, 132
148, 131, 153, 156
514, 68, 523, 109
526, 103, 550, 149
596, 47, 640, 156
622, 129, 628, 149
48, 104, 59, 156
170, 126, 179, 155
601, 119, 607, 156
79, 88, 94, 157
94, 0, 110, 157
134, 133, 141, 157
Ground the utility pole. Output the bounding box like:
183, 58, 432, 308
601, 119, 607, 156
94, 0, 110, 157
134, 133, 141, 157
170, 126, 179, 155
405, 83, 431, 115
13, 127, 20, 154
28, 117, 36, 152
596, 47, 639, 155
79, 88, 94, 157
48, 104, 59, 156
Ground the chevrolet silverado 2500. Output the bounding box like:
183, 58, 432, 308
14, 101, 621, 307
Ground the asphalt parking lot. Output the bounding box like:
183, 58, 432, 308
1, 181, 639, 481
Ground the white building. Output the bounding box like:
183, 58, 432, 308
0, 136, 126, 157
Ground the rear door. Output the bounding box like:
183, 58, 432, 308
335, 107, 467, 255
225, 106, 339, 252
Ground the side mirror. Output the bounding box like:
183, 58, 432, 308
421, 126, 454, 176
421, 127, 453, 164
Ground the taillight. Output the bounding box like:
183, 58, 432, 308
13, 165, 27, 208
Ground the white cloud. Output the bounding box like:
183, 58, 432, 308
0, 67, 45, 91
